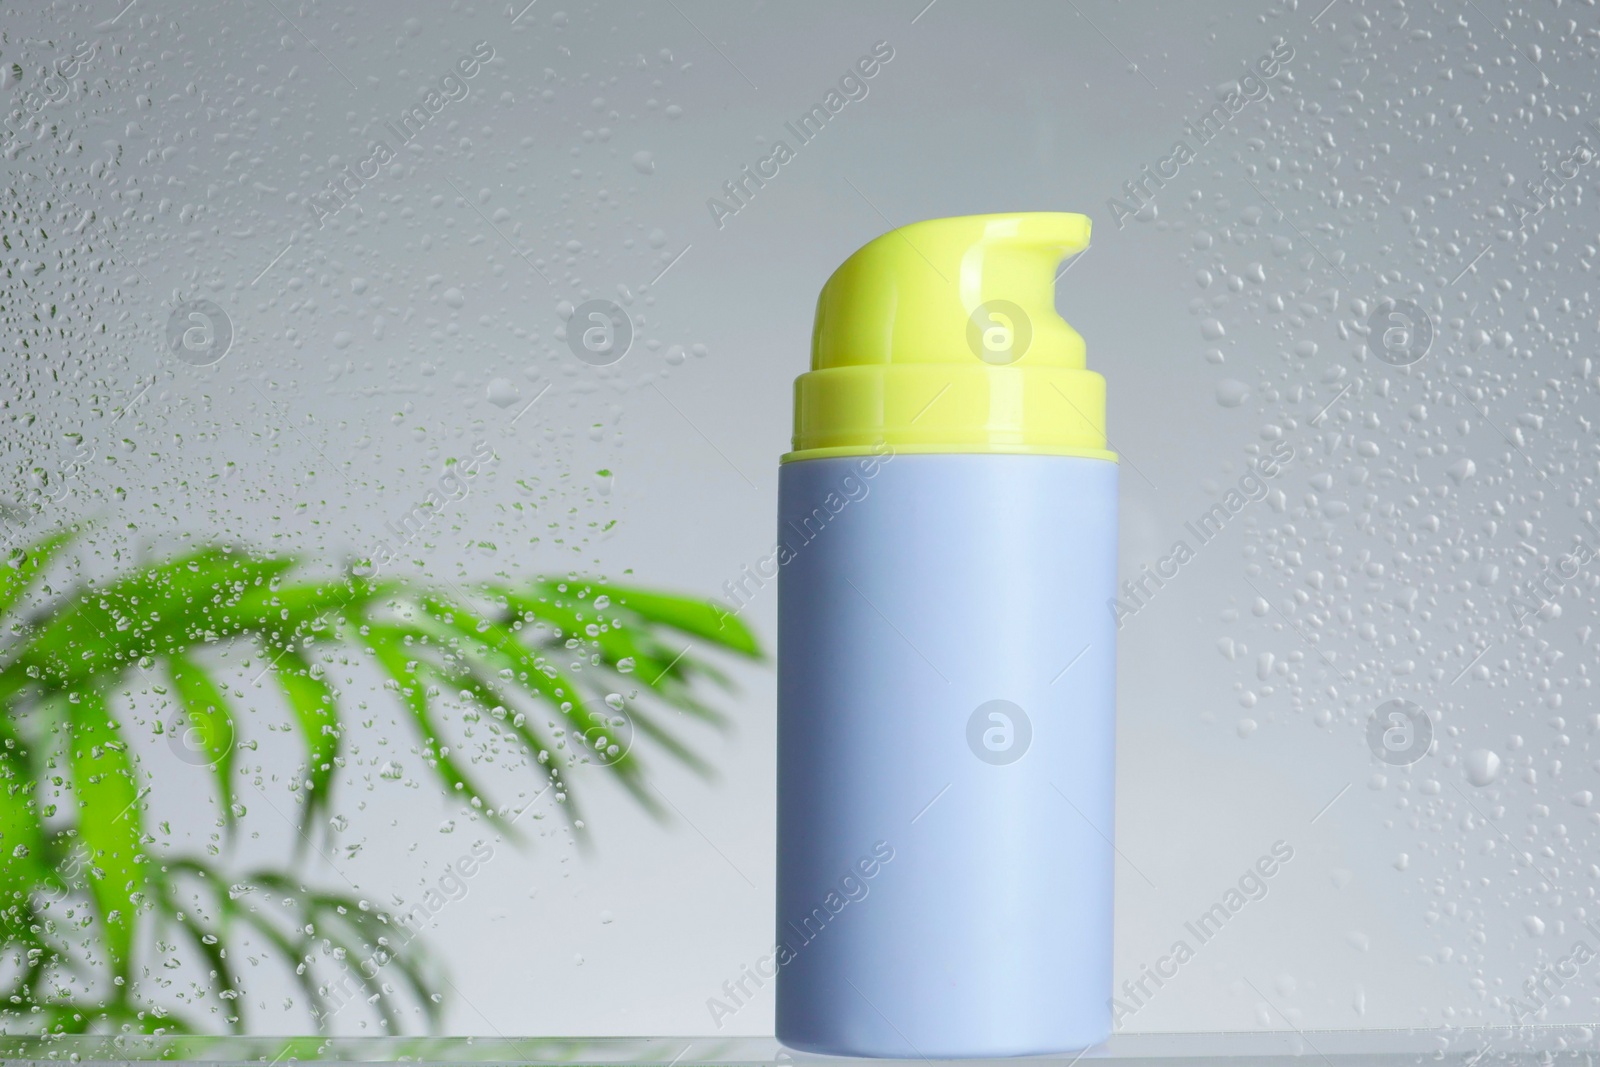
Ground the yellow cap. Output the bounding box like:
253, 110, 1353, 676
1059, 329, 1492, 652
785, 212, 1115, 464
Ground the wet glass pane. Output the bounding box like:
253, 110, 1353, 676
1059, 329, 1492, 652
0, 0, 1595, 1061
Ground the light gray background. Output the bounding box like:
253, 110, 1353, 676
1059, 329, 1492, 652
3, 0, 1598, 1039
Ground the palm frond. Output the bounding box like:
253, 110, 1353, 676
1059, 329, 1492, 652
0, 528, 763, 1034
359, 621, 520, 835
0, 526, 74, 622
165, 650, 238, 830
263, 641, 341, 837
64, 686, 144, 991
14, 549, 295, 688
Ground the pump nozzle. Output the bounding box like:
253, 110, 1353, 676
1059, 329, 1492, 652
787, 212, 1114, 463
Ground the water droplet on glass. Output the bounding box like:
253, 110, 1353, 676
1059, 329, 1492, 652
1464, 749, 1501, 786
1216, 379, 1250, 407
487, 378, 521, 408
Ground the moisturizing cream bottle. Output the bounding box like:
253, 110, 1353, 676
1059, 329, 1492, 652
775, 212, 1118, 1058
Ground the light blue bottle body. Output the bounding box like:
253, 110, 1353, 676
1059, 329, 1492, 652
775, 452, 1119, 1058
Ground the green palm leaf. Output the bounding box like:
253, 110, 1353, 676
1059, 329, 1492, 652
165, 650, 238, 830
602, 582, 760, 655
265, 642, 340, 836
0, 715, 46, 946
17, 550, 294, 688
66, 687, 144, 987
0, 526, 74, 622
361, 621, 521, 837
0, 528, 764, 1035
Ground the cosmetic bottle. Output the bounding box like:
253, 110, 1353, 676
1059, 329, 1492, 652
775, 212, 1117, 1058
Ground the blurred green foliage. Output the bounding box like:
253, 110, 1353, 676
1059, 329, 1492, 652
0, 528, 759, 1034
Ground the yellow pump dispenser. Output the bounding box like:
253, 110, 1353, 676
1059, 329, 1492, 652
785, 211, 1115, 463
